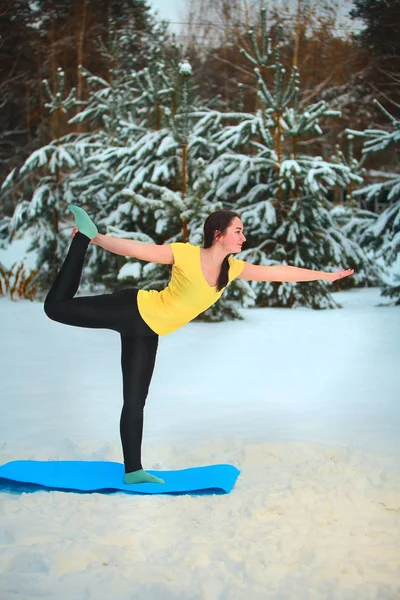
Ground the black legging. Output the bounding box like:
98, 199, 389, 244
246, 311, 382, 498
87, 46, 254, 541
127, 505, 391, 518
44, 232, 159, 473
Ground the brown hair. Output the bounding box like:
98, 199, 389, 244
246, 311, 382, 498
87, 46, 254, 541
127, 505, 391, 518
203, 209, 241, 291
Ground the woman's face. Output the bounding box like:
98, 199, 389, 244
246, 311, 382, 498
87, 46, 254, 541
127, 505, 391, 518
215, 217, 246, 253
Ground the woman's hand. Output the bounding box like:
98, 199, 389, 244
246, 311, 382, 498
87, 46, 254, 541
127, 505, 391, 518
323, 269, 354, 282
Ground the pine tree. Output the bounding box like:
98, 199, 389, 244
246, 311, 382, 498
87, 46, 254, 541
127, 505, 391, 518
347, 100, 400, 304
201, 10, 379, 309
349, 0, 400, 112
93, 49, 244, 321
350, 0, 399, 59
1, 68, 79, 290
0, 0, 41, 198
329, 134, 378, 287
1, 15, 232, 316
0, 5, 166, 292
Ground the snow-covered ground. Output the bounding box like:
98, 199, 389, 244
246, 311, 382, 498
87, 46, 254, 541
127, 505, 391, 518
1, 281, 399, 599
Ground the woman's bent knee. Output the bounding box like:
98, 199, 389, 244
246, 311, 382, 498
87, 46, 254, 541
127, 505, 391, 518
44, 299, 60, 321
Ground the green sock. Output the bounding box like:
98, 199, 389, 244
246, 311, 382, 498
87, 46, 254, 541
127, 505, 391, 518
124, 469, 165, 485
68, 205, 98, 240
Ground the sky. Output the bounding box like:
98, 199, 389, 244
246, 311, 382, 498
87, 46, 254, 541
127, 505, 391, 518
150, 0, 185, 33
147, 0, 364, 36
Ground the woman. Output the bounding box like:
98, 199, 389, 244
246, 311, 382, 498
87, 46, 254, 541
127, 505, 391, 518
44, 205, 354, 484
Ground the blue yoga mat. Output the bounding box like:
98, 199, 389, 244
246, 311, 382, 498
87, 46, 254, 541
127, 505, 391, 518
0, 460, 240, 495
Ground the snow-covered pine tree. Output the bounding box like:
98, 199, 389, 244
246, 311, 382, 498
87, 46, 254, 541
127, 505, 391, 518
57, 32, 193, 295
0, 7, 171, 293
80, 30, 245, 320
201, 10, 379, 308
1, 67, 80, 290
347, 100, 400, 304
101, 51, 241, 319
329, 133, 378, 286
65, 14, 172, 231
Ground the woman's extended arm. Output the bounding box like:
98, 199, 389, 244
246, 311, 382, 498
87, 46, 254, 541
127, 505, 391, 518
238, 262, 354, 282
93, 233, 143, 256
72, 228, 173, 264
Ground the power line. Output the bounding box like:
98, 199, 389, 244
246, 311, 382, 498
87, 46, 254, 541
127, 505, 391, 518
163, 33, 362, 46
169, 33, 360, 40
152, 18, 364, 33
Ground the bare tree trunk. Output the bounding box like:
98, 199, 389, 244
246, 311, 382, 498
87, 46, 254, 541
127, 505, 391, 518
243, 0, 250, 29
26, 85, 31, 144
49, 7, 58, 141
293, 0, 302, 68
76, 0, 87, 117
275, 111, 283, 207
105, 0, 111, 80
37, 47, 45, 144
181, 143, 188, 242
156, 102, 161, 130
50, 9, 57, 94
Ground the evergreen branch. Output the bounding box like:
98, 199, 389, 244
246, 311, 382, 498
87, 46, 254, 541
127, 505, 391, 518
345, 129, 366, 139
255, 111, 274, 148
370, 85, 400, 111
281, 67, 300, 108
247, 27, 264, 66
373, 99, 399, 125
79, 66, 110, 89
254, 68, 275, 108
239, 48, 258, 67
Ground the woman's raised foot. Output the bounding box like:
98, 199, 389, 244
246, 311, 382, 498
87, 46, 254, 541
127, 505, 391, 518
68, 205, 98, 240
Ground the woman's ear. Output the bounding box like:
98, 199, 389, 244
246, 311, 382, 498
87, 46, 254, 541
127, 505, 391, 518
214, 230, 222, 242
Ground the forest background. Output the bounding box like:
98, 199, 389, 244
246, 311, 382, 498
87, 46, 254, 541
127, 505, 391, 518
0, 0, 399, 316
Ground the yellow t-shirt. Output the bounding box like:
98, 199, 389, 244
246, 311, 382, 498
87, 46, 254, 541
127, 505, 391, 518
137, 242, 245, 336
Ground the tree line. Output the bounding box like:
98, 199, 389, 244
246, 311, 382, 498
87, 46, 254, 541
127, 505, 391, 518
0, 0, 398, 217
1, 1, 398, 309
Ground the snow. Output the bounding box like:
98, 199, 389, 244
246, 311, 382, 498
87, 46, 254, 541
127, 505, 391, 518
1, 279, 400, 598
179, 60, 193, 77
20, 145, 50, 173
118, 261, 141, 280
0, 236, 37, 270
1, 167, 16, 192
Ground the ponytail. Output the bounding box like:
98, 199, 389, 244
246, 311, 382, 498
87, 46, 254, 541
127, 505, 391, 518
216, 255, 230, 291
203, 209, 242, 292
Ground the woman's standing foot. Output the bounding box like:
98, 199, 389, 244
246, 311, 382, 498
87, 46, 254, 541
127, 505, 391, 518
124, 469, 165, 485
